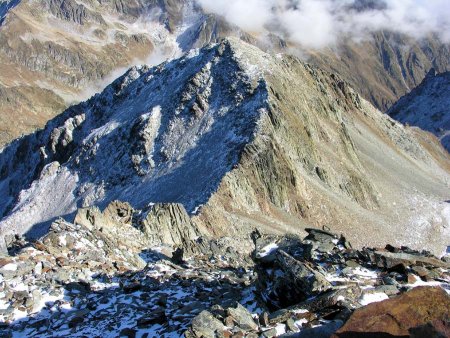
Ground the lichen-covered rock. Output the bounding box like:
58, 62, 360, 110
332, 287, 450, 338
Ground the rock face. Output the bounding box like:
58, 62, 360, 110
0, 38, 449, 255
332, 287, 450, 338
388, 70, 450, 152
141, 203, 201, 246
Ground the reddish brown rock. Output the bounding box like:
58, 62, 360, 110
332, 287, 450, 338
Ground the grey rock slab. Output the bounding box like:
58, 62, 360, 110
226, 303, 258, 331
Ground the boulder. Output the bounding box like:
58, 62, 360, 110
276, 250, 332, 298
304, 228, 338, 254
190, 310, 225, 338
373, 251, 449, 270
332, 287, 450, 338
226, 303, 258, 331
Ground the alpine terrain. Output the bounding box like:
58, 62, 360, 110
0, 1, 449, 338
1, 38, 449, 254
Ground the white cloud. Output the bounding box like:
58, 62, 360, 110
196, 0, 450, 48
197, 0, 273, 32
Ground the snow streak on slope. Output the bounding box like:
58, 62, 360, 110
0, 41, 269, 238
388, 70, 450, 152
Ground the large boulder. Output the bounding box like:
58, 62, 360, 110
332, 286, 450, 338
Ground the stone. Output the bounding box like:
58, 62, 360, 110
286, 318, 299, 332
191, 310, 225, 338
119, 328, 137, 338
275, 250, 331, 301
286, 320, 343, 338
373, 285, 399, 296
332, 287, 450, 338
373, 251, 449, 270
226, 303, 258, 331
296, 286, 362, 313
412, 265, 430, 278
68, 315, 85, 328
261, 328, 277, 337
259, 312, 270, 327
224, 316, 235, 327
136, 308, 166, 327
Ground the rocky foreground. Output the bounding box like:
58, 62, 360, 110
0, 201, 449, 337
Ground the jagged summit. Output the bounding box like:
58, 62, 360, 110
0, 38, 449, 255
388, 70, 450, 152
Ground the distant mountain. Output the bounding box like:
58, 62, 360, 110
1, 39, 449, 255
388, 70, 450, 152
0, 0, 448, 147
307, 31, 450, 112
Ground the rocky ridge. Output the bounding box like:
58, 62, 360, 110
0, 204, 449, 337
0, 38, 449, 256
388, 69, 450, 152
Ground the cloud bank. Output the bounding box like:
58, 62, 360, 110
196, 0, 450, 48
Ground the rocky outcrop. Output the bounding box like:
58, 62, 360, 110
141, 203, 201, 246
332, 287, 450, 338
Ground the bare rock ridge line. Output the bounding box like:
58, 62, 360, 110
388, 69, 450, 152
0, 38, 449, 256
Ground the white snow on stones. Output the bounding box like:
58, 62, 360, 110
359, 292, 389, 306
2, 263, 17, 271
256, 243, 279, 258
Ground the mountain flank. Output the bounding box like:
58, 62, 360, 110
0, 38, 449, 256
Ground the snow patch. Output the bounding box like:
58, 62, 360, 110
256, 243, 279, 258
2, 263, 17, 271
359, 292, 389, 306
